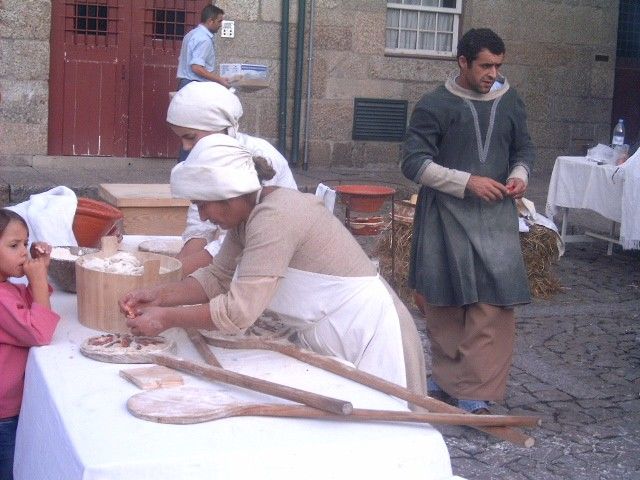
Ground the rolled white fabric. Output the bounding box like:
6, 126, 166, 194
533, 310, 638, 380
166, 81, 243, 137
6, 186, 78, 248
171, 133, 261, 201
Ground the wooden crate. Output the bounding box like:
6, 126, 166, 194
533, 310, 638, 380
98, 184, 190, 236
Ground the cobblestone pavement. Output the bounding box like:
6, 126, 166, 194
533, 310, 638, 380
411, 244, 640, 480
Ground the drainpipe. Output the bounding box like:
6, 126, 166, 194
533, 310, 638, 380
302, 0, 316, 170
289, 0, 307, 166
277, 0, 290, 156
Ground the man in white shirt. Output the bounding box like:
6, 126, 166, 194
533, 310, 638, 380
175, 5, 231, 161
176, 5, 230, 90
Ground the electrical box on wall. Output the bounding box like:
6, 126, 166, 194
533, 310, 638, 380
221, 20, 234, 38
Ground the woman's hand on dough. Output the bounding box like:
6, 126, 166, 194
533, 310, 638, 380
126, 306, 169, 336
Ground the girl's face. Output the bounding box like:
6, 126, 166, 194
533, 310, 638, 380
170, 125, 217, 153
193, 196, 253, 230
0, 220, 29, 281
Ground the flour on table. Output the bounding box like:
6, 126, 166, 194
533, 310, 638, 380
80, 251, 169, 275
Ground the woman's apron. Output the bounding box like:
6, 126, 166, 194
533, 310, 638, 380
266, 268, 407, 387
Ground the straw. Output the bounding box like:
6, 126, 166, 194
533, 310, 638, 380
374, 214, 562, 304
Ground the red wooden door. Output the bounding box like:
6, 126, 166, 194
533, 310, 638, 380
48, 0, 200, 158
49, 0, 130, 156
128, 1, 200, 158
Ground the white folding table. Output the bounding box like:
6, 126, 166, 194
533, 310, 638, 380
14, 237, 461, 480
546, 156, 624, 255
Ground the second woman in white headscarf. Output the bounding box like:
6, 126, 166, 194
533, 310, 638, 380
167, 81, 298, 275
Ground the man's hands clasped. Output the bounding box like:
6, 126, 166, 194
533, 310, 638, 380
466, 175, 526, 202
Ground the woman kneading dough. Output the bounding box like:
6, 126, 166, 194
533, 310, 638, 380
120, 134, 425, 391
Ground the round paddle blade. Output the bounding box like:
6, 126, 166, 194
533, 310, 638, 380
127, 387, 244, 424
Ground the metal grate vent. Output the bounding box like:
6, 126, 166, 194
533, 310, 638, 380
352, 98, 408, 142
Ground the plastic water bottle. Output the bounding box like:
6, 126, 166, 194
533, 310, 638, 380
612, 119, 625, 147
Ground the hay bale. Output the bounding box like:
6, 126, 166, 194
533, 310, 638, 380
374, 217, 562, 303
373, 219, 415, 306
519, 224, 562, 298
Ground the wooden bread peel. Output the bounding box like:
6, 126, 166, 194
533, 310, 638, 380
127, 387, 541, 428
82, 330, 352, 416
120, 365, 184, 390
202, 334, 540, 447
185, 328, 222, 367
150, 353, 353, 416
118, 331, 218, 390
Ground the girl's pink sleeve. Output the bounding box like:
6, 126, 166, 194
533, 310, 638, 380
0, 285, 60, 347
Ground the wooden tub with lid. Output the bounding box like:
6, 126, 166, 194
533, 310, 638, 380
75, 237, 182, 333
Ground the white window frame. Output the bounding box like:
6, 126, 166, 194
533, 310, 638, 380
385, 1, 462, 58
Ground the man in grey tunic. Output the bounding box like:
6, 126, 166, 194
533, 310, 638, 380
401, 28, 535, 413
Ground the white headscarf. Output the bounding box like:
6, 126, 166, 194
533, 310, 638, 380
166, 82, 243, 137
170, 134, 261, 201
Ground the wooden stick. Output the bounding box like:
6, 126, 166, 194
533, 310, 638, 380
228, 404, 541, 428
204, 336, 538, 447
185, 328, 222, 367
150, 353, 353, 416
127, 388, 541, 428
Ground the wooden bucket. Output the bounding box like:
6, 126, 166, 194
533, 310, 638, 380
75, 237, 182, 333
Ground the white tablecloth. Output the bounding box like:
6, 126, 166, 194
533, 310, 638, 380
545, 156, 623, 222
15, 264, 460, 479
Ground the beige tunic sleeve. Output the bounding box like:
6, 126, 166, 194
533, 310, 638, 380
418, 161, 470, 199
190, 189, 375, 334
189, 227, 280, 333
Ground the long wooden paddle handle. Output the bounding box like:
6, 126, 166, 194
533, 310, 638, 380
185, 328, 222, 367
205, 336, 536, 448
151, 353, 353, 416
230, 404, 541, 428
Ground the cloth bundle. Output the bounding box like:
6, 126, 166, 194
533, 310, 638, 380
517, 197, 563, 256
6, 186, 78, 248
314, 183, 336, 213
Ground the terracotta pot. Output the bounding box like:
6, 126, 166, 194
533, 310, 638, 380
72, 198, 124, 248
346, 216, 385, 236
335, 184, 395, 213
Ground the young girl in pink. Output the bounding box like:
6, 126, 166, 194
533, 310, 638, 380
0, 209, 60, 479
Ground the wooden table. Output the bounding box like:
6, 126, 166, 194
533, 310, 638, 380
98, 184, 190, 236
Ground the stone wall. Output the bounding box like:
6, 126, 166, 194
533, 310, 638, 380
0, 0, 51, 162
221, 0, 619, 174
0, 0, 619, 174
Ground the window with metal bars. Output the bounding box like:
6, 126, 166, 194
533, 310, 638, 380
386, 0, 462, 57
352, 98, 408, 142
153, 9, 186, 39
66, 1, 117, 46
143, 2, 199, 48
73, 3, 109, 35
